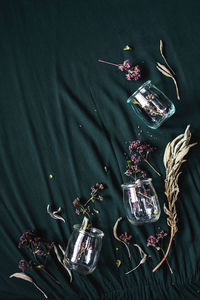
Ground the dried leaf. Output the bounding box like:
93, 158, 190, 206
125, 244, 147, 275
156, 66, 172, 78
53, 245, 72, 283
123, 45, 132, 50
10, 272, 48, 299
159, 40, 175, 75
47, 204, 65, 223
116, 260, 121, 267
157, 62, 172, 76
113, 217, 131, 260
163, 142, 171, 167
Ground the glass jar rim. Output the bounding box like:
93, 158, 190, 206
73, 224, 104, 238
121, 178, 152, 188
127, 80, 151, 103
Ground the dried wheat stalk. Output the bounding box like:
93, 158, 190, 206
152, 125, 197, 272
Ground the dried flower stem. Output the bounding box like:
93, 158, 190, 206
160, 40, 175, 75
152, 125, 197, 272
41, 267, 61, 285
98, 59, 119, 67
160, 247, 173, 274
83, 197, 93, 207
172, 77, 180, 101
144, 159, 161, 176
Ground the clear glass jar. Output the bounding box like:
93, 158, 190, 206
127, 80, 175, 129
63, 225, 104, 275
121, 178, 161, 225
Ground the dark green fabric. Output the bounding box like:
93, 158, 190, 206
0, 0, 200, 299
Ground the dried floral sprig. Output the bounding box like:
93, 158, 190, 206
125, 244, 148, 275
113, 217, 131, 260
17, 230, 60, 285
147, 230, 173, 274
157, 40, 180, 100
47, 205, 65, 223
125, 140, 161, 180
73, 183, 105, 218
98, 59, 141, 81
9, 273, 48, 299
153, 125, 197, 272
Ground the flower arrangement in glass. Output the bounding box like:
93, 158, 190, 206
64, 184, 105, 275
127, 80, 175, 129
64, 222, 104, 275
122, 140, 161, 225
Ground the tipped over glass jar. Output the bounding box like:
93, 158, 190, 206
127, 80, 175, 129
64, 225, 104, 275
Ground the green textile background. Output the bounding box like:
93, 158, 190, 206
0, 0, 200, 299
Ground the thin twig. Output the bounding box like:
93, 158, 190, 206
144, 159, 161, 176
160, 40, 175, 75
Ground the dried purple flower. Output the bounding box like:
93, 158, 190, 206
125, 140, 161, 178
73, 182, 105, 218
18, 260, 26, 272
119, 232, 132, 243
73, 197, 80, 207
98, 59, 141, 81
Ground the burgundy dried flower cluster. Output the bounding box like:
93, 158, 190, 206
147, 230, 173, 274
118, 60, 141, 81
17, 230, 60, 285
125, 140, 160, 179
119, 232, 132, 243
98, 59, 141, 81
147, 230, 168, 250
73, 183, 105, 217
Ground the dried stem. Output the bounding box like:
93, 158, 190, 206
160, 247, 173, 274
113, 217, 131, 260
144, 159, 161, 176
160, 40, 175, 75
83, 197, 93, 207
172, 77, 180, 100
41, 268, 61, 285
98, 59, 119, 67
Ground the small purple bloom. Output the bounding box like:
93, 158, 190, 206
18, 260, 26, 272
98, 195, 104, 201
73, 197, 80, 207
75, 209, 80, 215
123, 60, 131, 71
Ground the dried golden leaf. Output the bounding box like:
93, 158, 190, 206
123, 45, 132, 50
10, 272, 48, 299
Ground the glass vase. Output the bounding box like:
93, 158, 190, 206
127, 80, 175, 129
63, 225, 104, 275
121, 178, 161, 225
